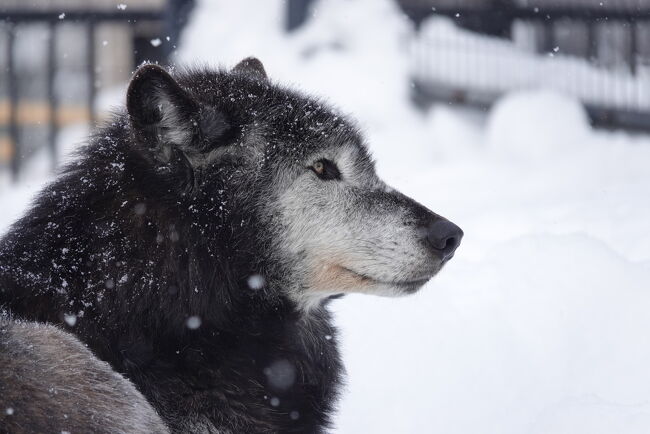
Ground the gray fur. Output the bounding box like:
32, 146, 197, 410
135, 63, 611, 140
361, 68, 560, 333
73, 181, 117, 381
0, 316, 169, 434
267, 141, 448, 310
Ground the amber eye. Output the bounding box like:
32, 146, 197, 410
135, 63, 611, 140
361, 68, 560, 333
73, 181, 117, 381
310, 159, 341, 181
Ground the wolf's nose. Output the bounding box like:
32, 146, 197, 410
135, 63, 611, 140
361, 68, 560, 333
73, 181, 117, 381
426, 220, 463, 261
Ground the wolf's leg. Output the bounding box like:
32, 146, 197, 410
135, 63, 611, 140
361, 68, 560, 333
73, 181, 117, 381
0, 317, 169, 434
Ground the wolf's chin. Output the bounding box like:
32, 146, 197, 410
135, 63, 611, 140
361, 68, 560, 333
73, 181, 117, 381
340, 266, 433, 294
386, 279, 430, 295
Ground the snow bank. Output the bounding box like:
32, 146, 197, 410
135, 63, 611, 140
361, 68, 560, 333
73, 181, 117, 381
487, 90, 591, 159
0, 125, 88, 233
178, 0, 287, 70
336, 234, 650, 434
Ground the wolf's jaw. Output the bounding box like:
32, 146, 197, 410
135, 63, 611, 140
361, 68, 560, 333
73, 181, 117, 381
289, 264, 435, 312
339, 266, 432, 288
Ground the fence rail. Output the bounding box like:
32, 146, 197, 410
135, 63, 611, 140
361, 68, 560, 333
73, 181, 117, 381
0, 9, 168, 180
406, 4, 650, 130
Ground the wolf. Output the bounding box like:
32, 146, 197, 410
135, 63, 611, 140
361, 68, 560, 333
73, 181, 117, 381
0, 57, 462, 433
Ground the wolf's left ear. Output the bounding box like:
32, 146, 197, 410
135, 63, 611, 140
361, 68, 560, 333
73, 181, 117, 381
232, 57, 267, 80
127, 64, 199, 160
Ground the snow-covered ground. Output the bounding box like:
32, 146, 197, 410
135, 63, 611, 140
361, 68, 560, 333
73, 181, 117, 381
2, 0, 650, 432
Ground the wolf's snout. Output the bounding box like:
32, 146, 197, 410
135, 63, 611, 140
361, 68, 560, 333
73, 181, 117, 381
426, 219, 463, 261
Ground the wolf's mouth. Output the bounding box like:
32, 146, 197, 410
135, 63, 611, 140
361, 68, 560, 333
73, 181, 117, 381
340, 266, 431, 289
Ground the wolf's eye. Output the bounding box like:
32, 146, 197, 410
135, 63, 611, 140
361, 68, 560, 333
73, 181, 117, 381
311, 159, 341, 181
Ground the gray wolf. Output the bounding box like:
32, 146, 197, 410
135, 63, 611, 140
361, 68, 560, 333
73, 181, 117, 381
0, 57, 462, 433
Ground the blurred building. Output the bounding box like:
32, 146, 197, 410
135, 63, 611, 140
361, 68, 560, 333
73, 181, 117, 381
0, 0, 193, 177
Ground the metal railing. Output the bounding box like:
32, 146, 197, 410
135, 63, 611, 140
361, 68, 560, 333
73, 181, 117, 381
405, 4, 650, 130
0, 9, 168, 180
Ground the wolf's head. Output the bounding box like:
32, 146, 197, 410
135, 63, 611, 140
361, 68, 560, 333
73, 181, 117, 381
126, 58, 462, 311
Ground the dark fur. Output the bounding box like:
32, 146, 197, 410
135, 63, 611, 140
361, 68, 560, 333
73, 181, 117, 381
0, 61, 350, 433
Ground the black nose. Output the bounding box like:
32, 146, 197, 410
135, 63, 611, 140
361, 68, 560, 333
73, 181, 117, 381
426, 219, 463, 261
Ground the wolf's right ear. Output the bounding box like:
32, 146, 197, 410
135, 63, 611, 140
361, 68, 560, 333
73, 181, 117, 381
127, 64, 199, 161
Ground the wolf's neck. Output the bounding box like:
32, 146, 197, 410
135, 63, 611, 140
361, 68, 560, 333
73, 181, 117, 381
0, 180, 286, 335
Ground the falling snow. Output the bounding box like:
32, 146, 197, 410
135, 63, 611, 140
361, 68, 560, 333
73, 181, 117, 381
186, 316, 202, 330
246, 274, 265, 290
263, 359, 296, 391
63, 314, 77, 327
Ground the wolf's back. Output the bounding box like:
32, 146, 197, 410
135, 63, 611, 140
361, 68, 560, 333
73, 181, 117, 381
0, 316, 169, 434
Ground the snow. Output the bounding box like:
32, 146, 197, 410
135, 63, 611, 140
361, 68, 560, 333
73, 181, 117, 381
63, 313, 77, 327
2, 0, 650, 432
264, 359, 297, 391
0, 124, 88, 232
186, 316, 202, 330
486, 90, 591, 159
247, 274, 266, 290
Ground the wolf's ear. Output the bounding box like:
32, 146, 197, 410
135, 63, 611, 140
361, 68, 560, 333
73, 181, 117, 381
232, 57, 267, 80
127, 64, 199, 160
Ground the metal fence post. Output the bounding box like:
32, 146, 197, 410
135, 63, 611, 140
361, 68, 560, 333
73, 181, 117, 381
87, 20, 96, 126
7, 24, 19, 181
0, 9, 172, 179
286, 0, 314, 32
47, 21, 58, 168
630, 21, 638, 75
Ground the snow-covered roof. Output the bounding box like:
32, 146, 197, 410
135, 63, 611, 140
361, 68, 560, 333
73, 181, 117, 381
519, 0, 650, 10
399, 0, 650, 11
0, 0, 165, 11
